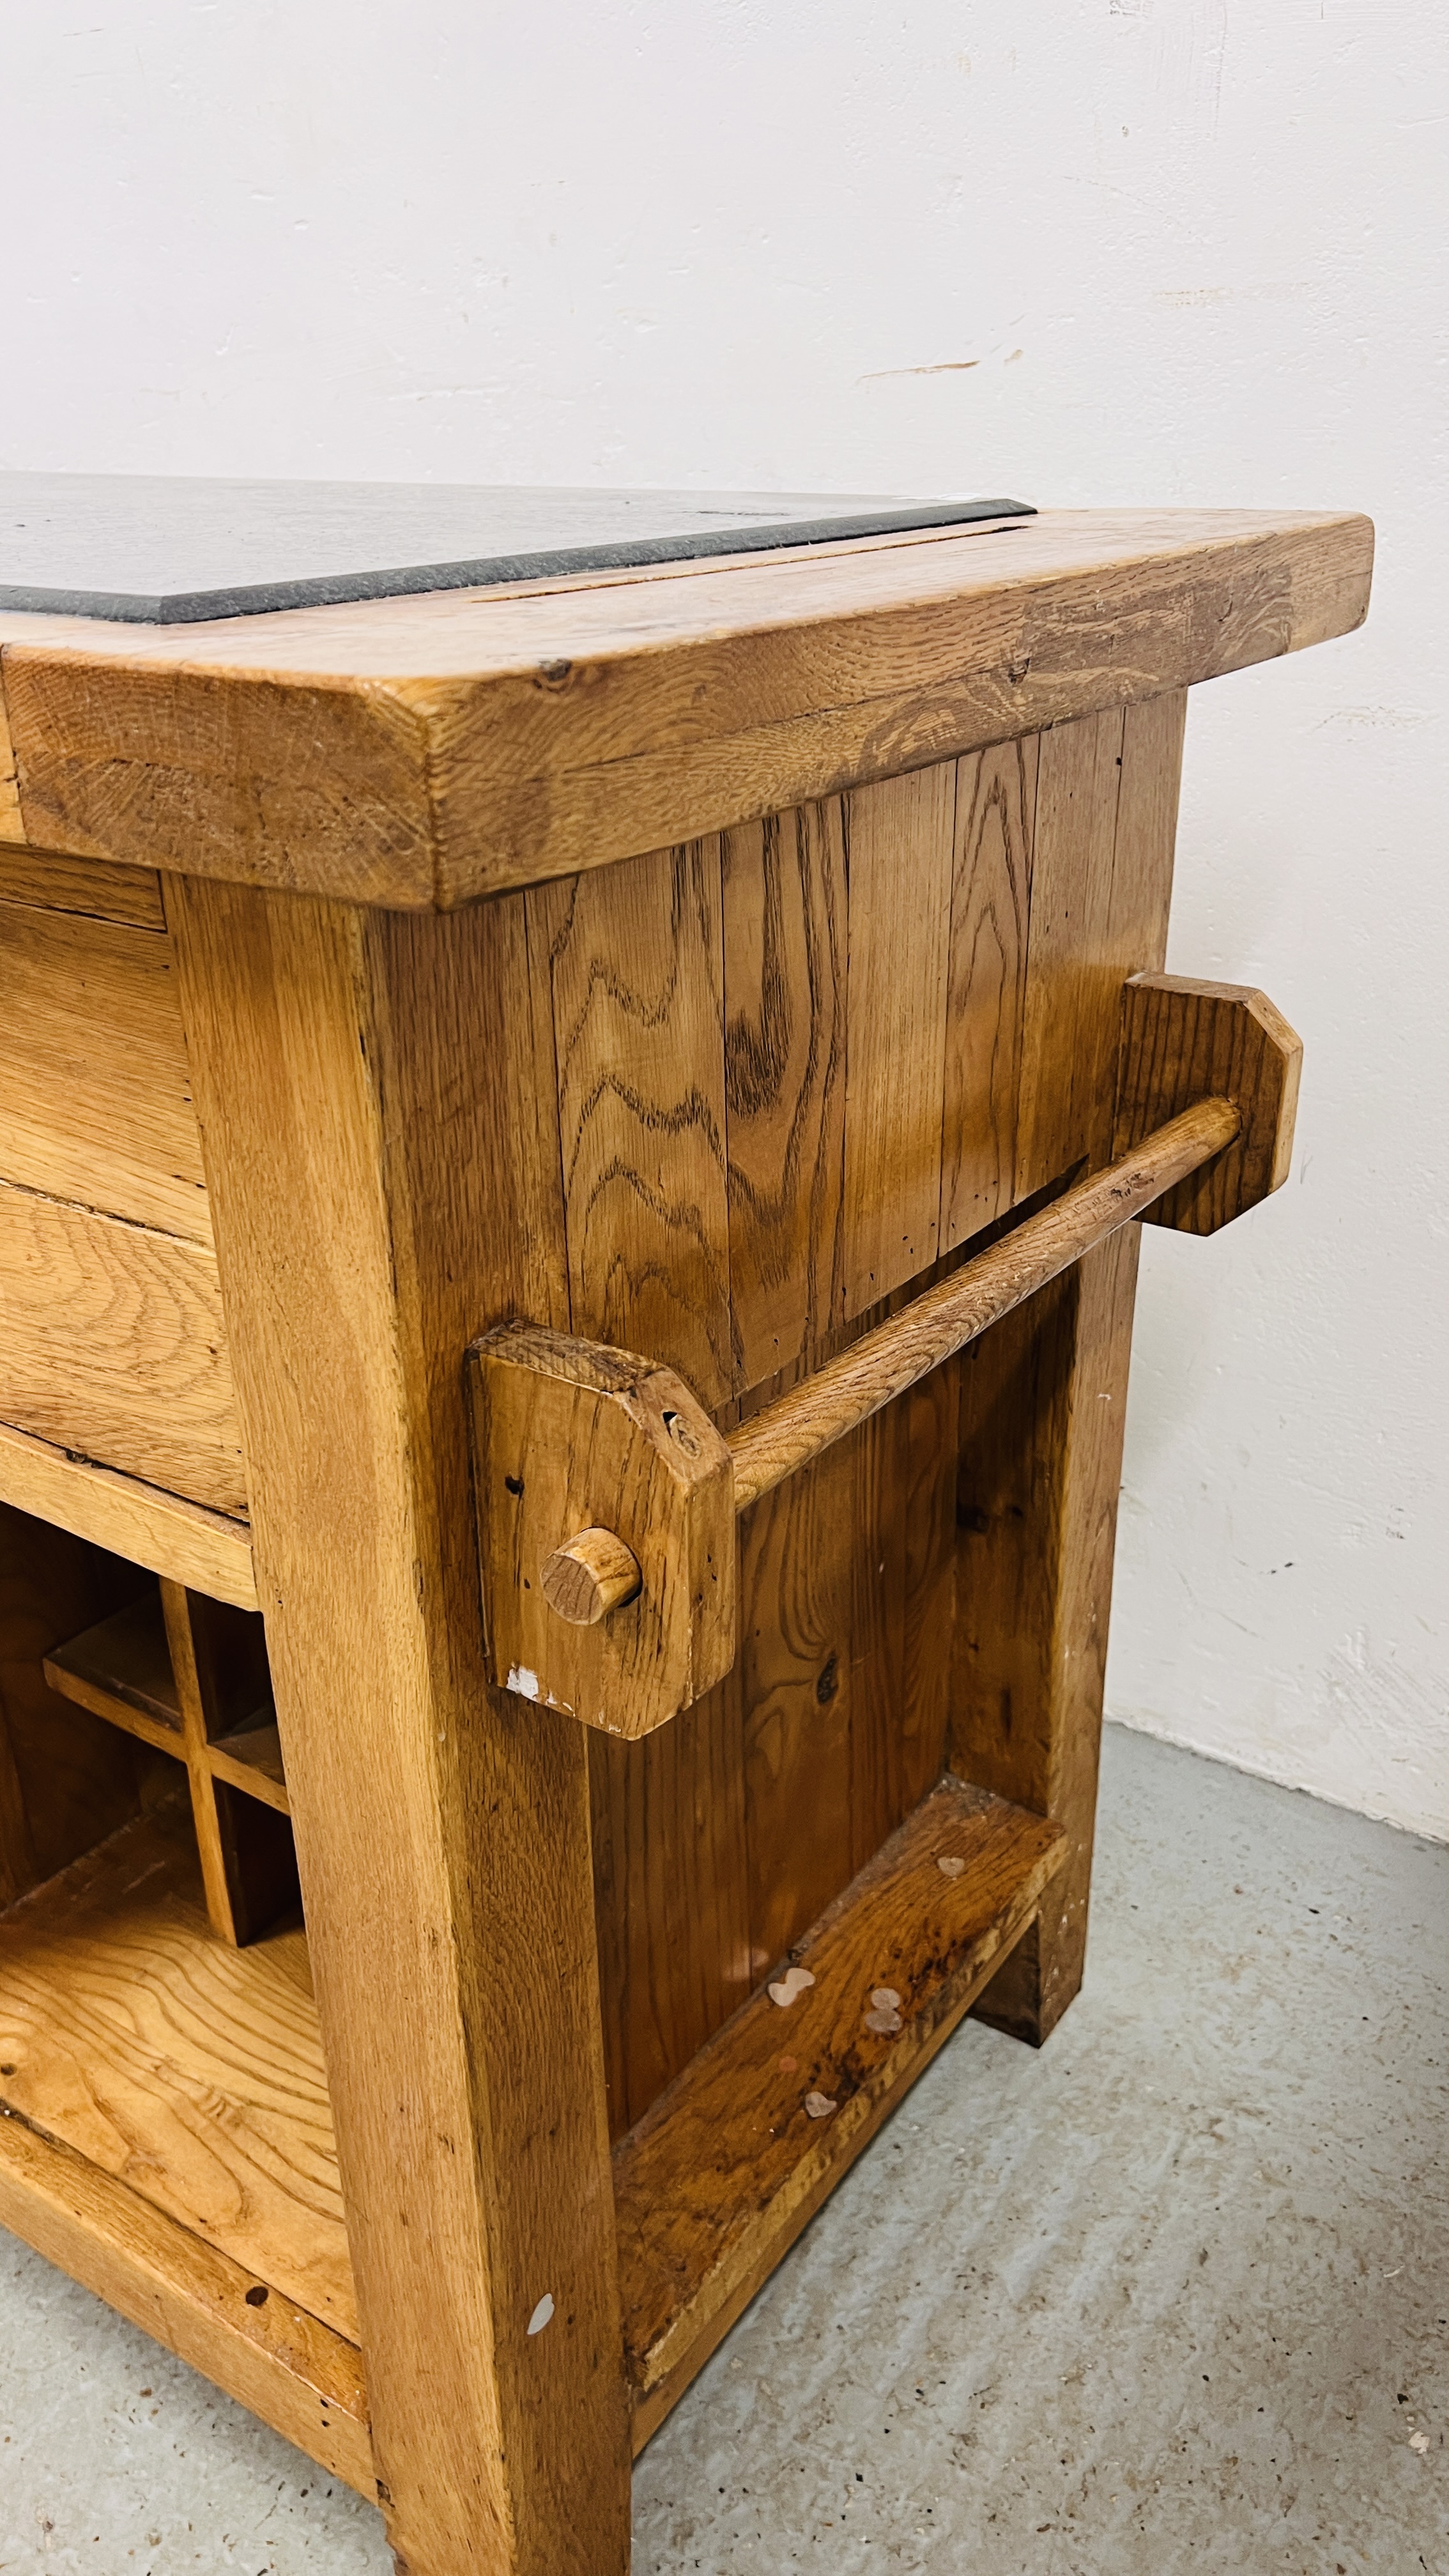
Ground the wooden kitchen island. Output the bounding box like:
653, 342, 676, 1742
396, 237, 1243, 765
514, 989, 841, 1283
0, 486, 1370, 2573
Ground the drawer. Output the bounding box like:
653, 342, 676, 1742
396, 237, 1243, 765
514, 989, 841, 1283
0, 854, 246, 1512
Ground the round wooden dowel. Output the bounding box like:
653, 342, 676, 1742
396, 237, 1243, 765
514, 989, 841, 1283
540, 1527, 643, 1627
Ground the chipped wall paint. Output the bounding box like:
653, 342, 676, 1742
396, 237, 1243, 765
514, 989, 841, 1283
3, 0, 1440, 1834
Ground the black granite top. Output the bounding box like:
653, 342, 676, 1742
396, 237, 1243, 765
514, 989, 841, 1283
0, 475, 1033, 625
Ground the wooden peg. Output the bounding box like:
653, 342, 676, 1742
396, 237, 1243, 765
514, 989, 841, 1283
467, 1321, 735, 1740
1115, 974, 1303, 1234
541, 1527, 643, 1626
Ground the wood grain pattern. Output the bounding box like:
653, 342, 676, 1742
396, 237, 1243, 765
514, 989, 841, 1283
588, 1685, 749, 2142
0, 1418, 257, 1608
848, 1363, 958, 1871
952, 692, 1183, 2043
727, 1098, 1236, 1514
0, 511, 1370, 906
1016, 693, 1188, 1200
736, 1361, 961, 1998
0, 1799, 355, 2337
0, 2107, 372, 2493
615, 1775, 1065, 2423
0, 1183, 245, 1511
1116, 974, 1301, 1233
0, 844, 165, 928
169, 877, 629, 2575
842, 762, 958, 1318
1108, 691, 1187, 979
1016, 707, 1126, 1193
958, 1236, 1142, 2045
942, 736, 1037, 1247
8, 654, 436, 903
739, 1436, 857, 1967
0, 659, 20, 842
535, 841, 735, 1407
722, 799, 847, 1384
0, 901, 211, 1239
468, 1321, 735, 1741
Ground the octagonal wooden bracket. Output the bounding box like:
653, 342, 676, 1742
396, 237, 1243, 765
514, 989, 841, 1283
1114, 974, 1303, 1235
466, 1320, 736, 1741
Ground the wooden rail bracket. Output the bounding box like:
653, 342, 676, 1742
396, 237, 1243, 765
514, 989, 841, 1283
1115, 973, 1302, 1234
470, 977, 1300, 1741
466, 1321, 736, 1740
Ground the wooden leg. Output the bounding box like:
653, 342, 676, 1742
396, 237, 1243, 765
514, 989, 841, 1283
949, 1226, 1141, 2045
169, 882, 630, 2576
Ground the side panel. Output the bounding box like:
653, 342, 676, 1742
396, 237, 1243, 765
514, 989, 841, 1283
516, 705, 1184, 2123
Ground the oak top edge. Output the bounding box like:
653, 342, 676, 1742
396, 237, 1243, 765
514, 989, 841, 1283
0, 506, 1372, 908
0, 507, 1371, 689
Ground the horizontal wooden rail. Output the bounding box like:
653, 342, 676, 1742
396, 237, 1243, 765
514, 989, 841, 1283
727, 1094, 1239, 1514
470, 975, 1299, 1738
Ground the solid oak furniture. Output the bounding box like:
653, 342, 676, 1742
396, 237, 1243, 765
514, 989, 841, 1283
0, 490, 1370, 2574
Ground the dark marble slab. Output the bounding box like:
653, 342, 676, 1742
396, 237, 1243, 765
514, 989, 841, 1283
0, 474, 1033, 625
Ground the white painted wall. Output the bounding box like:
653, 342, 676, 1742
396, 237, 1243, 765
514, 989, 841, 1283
3, 2, 1444, 1834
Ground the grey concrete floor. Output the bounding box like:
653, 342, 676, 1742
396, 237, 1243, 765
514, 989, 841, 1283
1, 1723, 1445, 2574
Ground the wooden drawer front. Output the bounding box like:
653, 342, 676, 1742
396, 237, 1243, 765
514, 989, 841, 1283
0, 843, 166, 931
527, 693, 1186, 1413
0, 857, 245, 1511
0, 878, 209, 1241
0, 1184, 245, 1512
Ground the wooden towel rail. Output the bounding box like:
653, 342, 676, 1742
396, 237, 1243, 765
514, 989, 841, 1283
726, 1093, 1237, 1515
468, 972, 1301, 1740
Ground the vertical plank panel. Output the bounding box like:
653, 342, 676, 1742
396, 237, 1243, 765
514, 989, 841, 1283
941, 736, 1038, 1250
537, 843, 751, 2142
842, 763, 957, 1319
740, 1441, 856, 1967
898, 1360, 960, 1815
844, 1409, 903, 1878
723, 801, 847, 1390
1015, 708, 1126, 1193
515, 889, 573, 1334
537, 841, 734, 1406
847, 1365, 959, 1875
588, 1686, 749, 2140
1110, 690, 1188, 973
953, 1236, 1140, 2043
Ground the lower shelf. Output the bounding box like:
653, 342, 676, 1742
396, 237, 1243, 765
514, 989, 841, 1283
614, 1774, 1066, 2450
0, 1798, 371, 2493
0, 1770, 1062, 2486
0, 2106, 372, 2492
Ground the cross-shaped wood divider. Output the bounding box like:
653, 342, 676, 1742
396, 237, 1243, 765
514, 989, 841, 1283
43, 1577, 296, 1943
